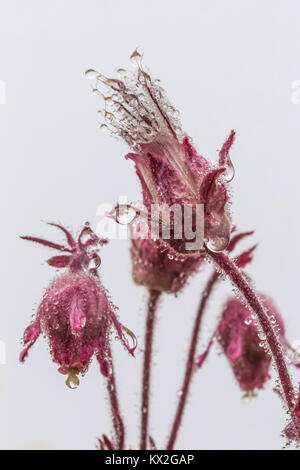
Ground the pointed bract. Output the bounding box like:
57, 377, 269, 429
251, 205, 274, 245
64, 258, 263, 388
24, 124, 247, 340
20, 223, 136, 387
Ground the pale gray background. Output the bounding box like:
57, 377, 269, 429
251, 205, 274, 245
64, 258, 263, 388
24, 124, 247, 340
1, 0, 300, 450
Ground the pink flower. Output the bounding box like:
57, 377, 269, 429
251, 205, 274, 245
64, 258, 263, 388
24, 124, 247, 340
20, 223, 136, 388
86, 52, 234, 254
217, 294, 285, 392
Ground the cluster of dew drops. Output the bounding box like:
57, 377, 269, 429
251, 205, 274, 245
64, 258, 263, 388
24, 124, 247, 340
85, 48, 185, 151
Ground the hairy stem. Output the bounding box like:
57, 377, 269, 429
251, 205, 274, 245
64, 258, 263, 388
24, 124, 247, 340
107, 343, 125, 450
167, 271, 218, 450
140, 289, 161, 450
207, 249, 297, 416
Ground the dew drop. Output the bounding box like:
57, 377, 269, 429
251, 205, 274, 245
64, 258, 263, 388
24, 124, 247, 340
258, 333, 267, 341
130, 47, 142, 63
244, 317, 252, 326
100, 123, 108, 132
121, 325, 137, 352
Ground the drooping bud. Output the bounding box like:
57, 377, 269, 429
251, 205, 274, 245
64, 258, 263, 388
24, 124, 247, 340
217, 294, 285, 392
86, 52, 236, 292
20, 223, 136, 387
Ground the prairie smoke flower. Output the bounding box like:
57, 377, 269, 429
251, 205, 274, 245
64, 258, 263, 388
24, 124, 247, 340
284, 388, 300, 444
86, 50, 235, 290
20, 223, 136, 388
130, 238, 202, 293
217, 294, 285, 392
86, 51, 234, 252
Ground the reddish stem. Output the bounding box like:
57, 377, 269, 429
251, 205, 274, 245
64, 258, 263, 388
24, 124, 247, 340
167, 271, 218, 450
106, 343, 125, 450
140, 289, 161, 450
207, 249, 296, 414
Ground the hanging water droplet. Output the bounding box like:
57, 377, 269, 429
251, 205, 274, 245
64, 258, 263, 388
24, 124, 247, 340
117, 68, 127, 78
85, 69, 100, 81
104, 111, 114, 123
242, 390, 257, 402
89, 254, 101, 271
111, 204, 137, 225
224, 157, 235, 183
244, 317, 252, 326
121, 325, 137, 353
206, 234, 230, 252
130, 47, 142, 63
100, 123, 108, 132
258, 333, 267, 341
291, 339, 300, 353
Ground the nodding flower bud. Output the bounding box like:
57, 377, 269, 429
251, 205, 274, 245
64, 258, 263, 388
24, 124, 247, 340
19, 223, 136, 388
217, 294, 285, 393
86, 50, 234, 257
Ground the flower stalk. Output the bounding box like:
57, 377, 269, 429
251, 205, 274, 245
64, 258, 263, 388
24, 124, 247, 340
140, 289, 161, 450
106, 343, 125, 450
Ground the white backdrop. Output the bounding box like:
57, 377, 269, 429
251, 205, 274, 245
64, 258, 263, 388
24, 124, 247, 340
1, 0, 300, 450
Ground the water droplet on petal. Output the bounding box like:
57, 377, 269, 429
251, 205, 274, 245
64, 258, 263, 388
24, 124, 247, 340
224, 157, 235, 183
206, 234, 230, 252
98, 123, 108, 133
130, 47, 142, 65
85, 69, 100, 80
121, 325, 137, 353
258, 333, 267, 341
